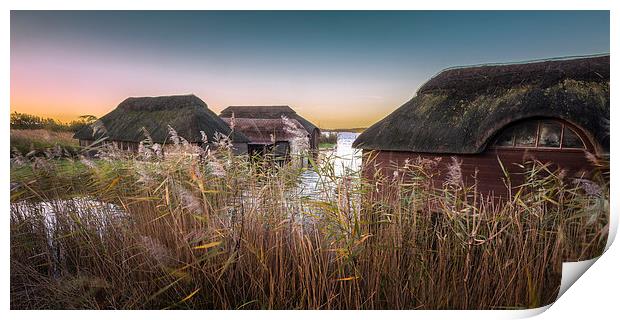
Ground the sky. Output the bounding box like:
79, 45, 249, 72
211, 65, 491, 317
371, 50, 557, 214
10, 11, 609, 129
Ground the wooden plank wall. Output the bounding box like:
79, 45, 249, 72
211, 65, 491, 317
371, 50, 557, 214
362, 148, 598, 198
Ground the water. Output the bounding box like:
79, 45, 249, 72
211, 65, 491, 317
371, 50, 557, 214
298, 132, 362, 199
333, 132, 362, 177
10, 197, 127, 276
11, 197, 127, 240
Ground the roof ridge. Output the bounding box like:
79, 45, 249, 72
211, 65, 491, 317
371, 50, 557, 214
123, 93, 198, 100
117, 94, 207, 111
415, 53, 609, 96
225, 105, 295, 112
438, 53, 609, 73
227, 105, 291, 107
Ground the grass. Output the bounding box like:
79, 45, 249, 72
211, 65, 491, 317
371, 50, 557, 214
9, 137, 609, 310
11, 129, 80, 156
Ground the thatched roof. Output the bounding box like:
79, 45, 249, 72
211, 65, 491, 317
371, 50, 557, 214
219, 105, 318, 134
353, 55, 610, 154
73, 94, 249, 144
222, 118, 306, 144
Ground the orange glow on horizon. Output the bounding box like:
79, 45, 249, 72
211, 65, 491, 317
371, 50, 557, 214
10, 72, 395, 128
10, 97, 391, 129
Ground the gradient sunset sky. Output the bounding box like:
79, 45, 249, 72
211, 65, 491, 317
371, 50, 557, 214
11, 11, 609, 128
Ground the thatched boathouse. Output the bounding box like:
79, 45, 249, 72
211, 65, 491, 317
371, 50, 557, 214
74, 94, 249, 154
353, 55, 610, 197
219, 106, 320, 160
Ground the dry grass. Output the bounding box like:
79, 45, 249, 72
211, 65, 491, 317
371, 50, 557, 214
9, 138, 608, 310
10, 129, 79, 155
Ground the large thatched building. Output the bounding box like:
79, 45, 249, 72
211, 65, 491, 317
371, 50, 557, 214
353, 55, 610, 197
219, 106, 320, 160
74, 94, 249, 154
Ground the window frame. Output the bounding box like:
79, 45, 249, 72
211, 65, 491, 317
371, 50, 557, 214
491, 119, 588, 151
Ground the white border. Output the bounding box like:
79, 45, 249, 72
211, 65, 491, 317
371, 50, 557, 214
2, 1, 617, 320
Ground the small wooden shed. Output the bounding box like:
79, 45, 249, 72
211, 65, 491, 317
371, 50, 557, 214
73, 94, 249, 154
353, 55, 610, 197
220, 105, 321, 160
221, 117, 308, 164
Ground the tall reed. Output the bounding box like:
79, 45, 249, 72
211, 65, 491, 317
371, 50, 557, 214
10, 135, 608, 309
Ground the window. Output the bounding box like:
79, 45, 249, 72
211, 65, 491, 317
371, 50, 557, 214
538, 121, 562, 148
495, 127, 515, 147
562, 127, 584, 148
493, 119, 586, 150
514, 121, 538, 147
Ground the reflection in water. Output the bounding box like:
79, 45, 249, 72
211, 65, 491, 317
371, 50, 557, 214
11, 198, 126, 237
10, 198, 127, 276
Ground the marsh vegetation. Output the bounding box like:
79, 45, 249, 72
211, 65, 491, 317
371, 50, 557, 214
10, 131, 608, 310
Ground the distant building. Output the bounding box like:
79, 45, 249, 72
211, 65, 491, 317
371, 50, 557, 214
353, 55, 610, 197
73, 94, 249, 154
219, 106, 321, 162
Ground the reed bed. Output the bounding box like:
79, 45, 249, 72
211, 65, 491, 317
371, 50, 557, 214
10, 129, 79, 155
10, 136, 608, 310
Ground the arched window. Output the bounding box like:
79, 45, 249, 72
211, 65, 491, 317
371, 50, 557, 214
493, 119, 587, 150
